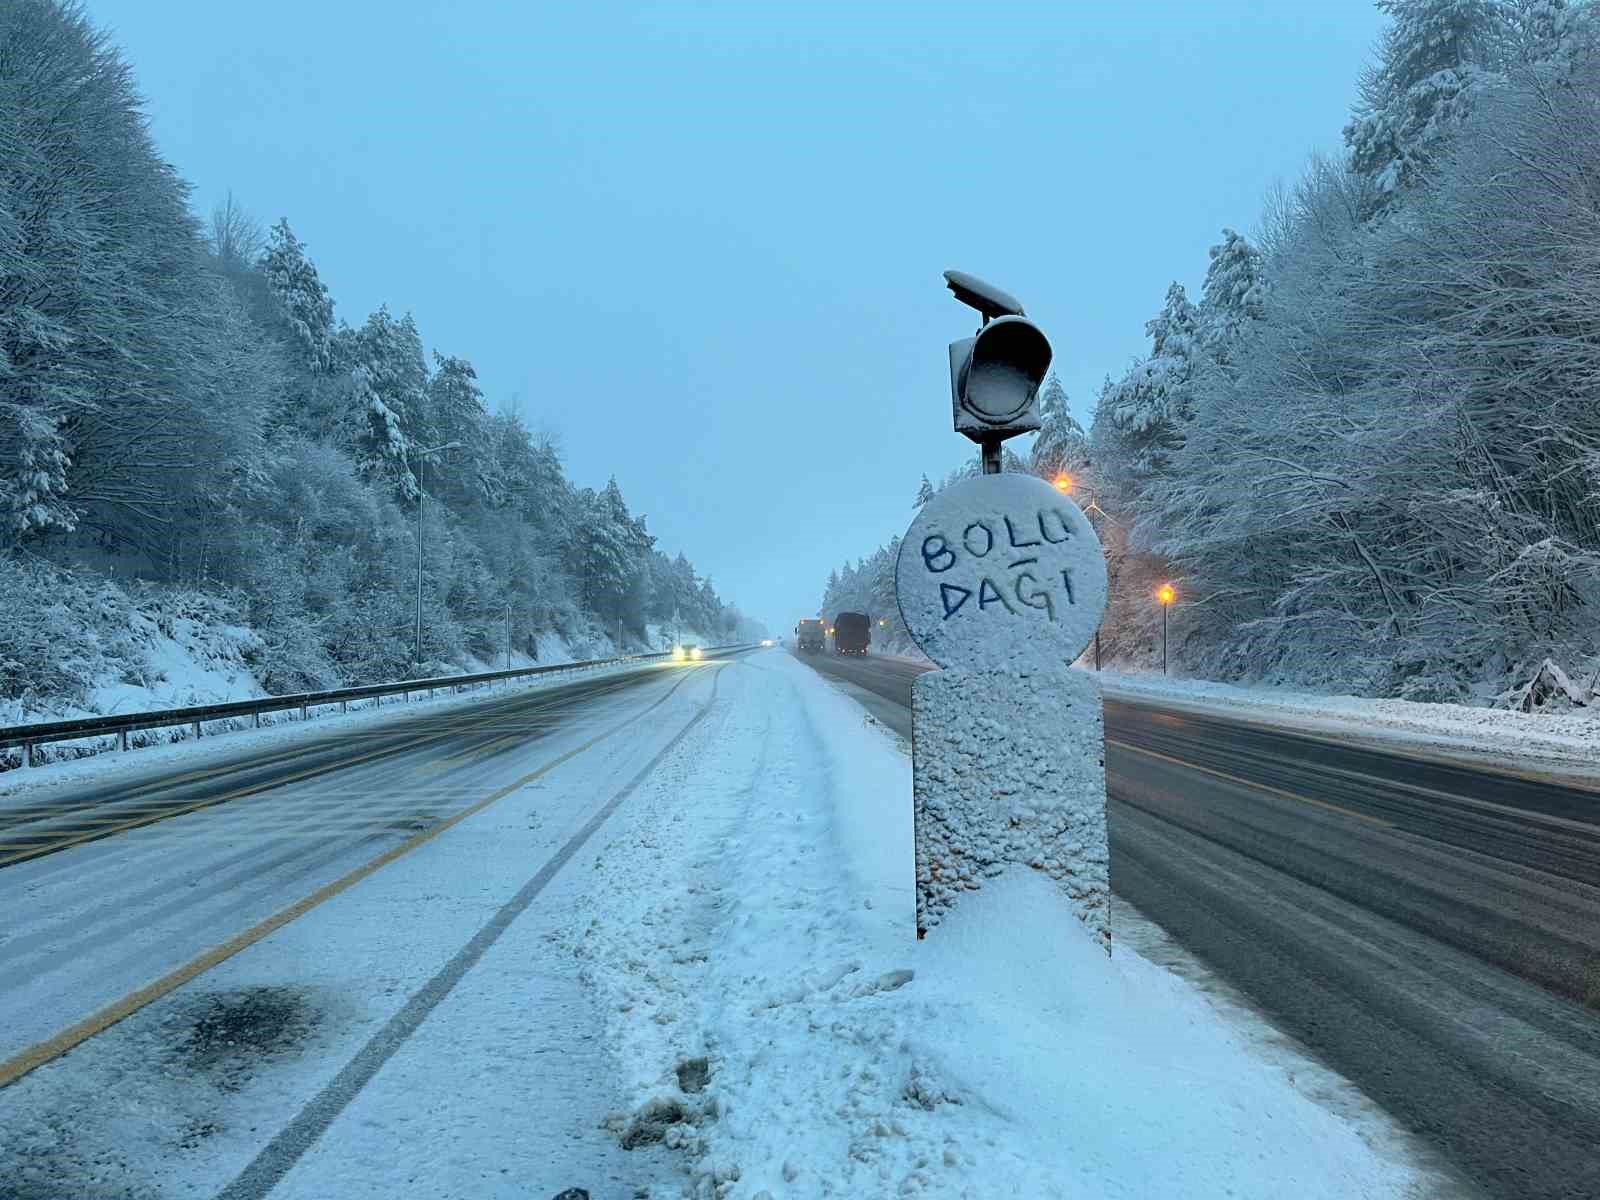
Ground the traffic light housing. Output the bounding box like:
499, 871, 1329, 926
943, 271, 1052, 448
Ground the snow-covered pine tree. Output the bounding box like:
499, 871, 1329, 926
1505, 0, 1597, 74
1197, 228, 1266, 364
1029, 372, 1088, 481
1096, 282, 1202, 483
422, 352, 489, 504
1343, 0, 1505, 205
340, 306, 427, 495
566, 478, 654, 626
260, 219, 336, 375
914, 475, 935, 508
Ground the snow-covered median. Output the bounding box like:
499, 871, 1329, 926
560, 650, 1435, 1198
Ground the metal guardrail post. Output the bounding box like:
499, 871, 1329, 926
193, 720, 202, 740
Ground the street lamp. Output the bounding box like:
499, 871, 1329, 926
414, 440, 463, 666
1060, 473, 1117, 671
1157, 583, 1175, 675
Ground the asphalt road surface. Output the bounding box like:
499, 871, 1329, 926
0, 655, 745, 1071
1, 654, 746, 1199
800, 649, 1600, 1200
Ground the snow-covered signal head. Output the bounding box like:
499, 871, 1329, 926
944, 271, 1052, 446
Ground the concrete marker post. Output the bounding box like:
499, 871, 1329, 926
897, 473, 1111, 948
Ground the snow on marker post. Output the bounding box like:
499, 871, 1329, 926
896, 272, 1111, 948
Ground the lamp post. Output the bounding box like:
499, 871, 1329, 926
1157, 583, 1175, 675
1059, 472, 1117, 671
414, 440, 463, 667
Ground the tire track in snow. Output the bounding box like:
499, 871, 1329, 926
213, 665, 727, 1200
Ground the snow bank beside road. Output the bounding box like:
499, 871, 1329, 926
1103, 670, 1600, 776
562, 650, 1435, 1198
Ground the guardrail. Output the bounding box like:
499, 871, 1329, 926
0, 643, 757, 769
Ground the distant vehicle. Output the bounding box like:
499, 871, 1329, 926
795, 619, 826, 653
673, 643, 703, 662
760, 638, 774, 647
833, 612, 870, 656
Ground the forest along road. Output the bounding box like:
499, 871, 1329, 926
801, 650, 1600, 1200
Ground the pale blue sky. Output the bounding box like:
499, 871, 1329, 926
86, 0, 1383, 633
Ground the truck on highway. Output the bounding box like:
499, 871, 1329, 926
795, 618, 826, 653
832, 612, 870, 656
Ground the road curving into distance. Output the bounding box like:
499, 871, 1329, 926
800, 649, 1600, 1200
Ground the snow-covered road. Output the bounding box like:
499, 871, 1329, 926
1, 648, 1455, 1199
2, 661, 719, 1199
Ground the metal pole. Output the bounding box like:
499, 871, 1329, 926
1094, 629, 1101, 672
415, 453, 425, 666
980, 437, 1002, 475
506, 603, 512, 671
1162, 605, 1168, 675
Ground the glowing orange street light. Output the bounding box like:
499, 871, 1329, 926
1053, 473, 1073, 494
1157, 584, 1175, 674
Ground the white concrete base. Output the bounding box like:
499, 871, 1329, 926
912, 666, 1110, 949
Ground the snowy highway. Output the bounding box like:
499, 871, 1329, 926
802, 650, 1600, 1200
0, 654, 744, 1198
1, 642, 1596, 1198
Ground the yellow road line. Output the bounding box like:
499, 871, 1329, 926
0, 734, 452, 867
0, 665, 713, 1092
1107, 738, 1396, 829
